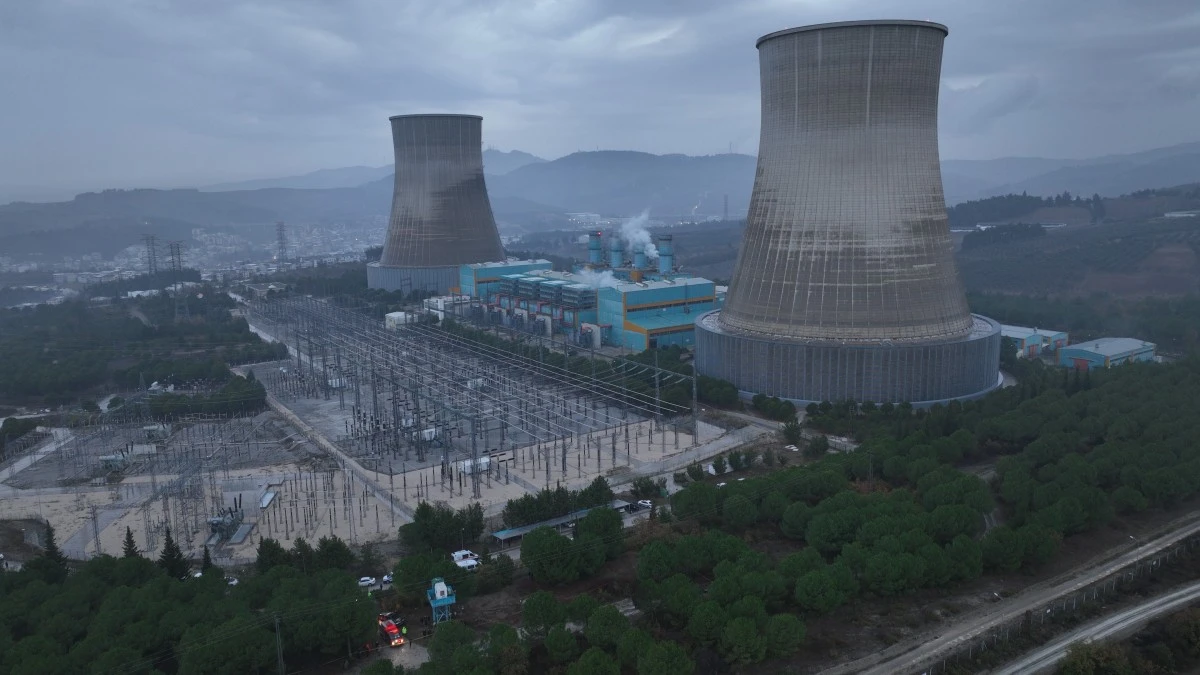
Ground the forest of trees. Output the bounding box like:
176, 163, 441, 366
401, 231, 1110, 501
459, 355, 1200, 672
502, 477, 615, 528
961, 223, 1047, 250
0, 292, 286, 407
947, 192, 1105, 229
968, 293, 1200, 354
0, 530, 375, 675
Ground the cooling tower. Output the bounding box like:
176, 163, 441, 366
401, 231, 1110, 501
367, 114, 505, 293
695, 20, 1001, 405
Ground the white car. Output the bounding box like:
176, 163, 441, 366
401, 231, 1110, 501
784, 445, 800, 453
358, 576, 377, 587
455, 559, 480, 572
636, 499, 653, 510
382, 574, 393, 584
225, 577, 239, 586
451, 550, 479, 563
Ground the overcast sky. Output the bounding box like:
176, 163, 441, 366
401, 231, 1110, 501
2, 0, 1199, 192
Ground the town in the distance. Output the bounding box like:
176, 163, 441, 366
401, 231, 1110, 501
3, 11, 1200, 675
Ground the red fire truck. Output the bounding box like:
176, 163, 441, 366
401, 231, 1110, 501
378, 613, 407, 647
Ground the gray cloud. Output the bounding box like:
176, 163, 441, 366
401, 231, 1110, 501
1, 0, 1198, 191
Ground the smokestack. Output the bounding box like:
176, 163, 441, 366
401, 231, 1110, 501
369, 114, 505, 293
587, 232, 603, 265
609, 235, 623, 268
657, 235, 674, 275
633, 245, 647, 270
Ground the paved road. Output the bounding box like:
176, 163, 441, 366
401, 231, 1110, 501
0, 428, 73, 498
993, 580, 1200, 675
819, 511, 1200, 675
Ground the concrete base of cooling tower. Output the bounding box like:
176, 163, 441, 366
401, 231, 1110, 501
367, 262, 460, 295
694, 311, 1002, 406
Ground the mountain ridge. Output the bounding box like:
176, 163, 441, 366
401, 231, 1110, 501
199, 148, 546, 193
4, 142, 1200, 239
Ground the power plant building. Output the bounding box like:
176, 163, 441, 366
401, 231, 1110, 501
1059, 338, 1155, 371
695, 20, 1001, 404
1001, 325, 1069, 358
368, 114, 505, 294
454, 233, 720, 351
459, 259, 553, 299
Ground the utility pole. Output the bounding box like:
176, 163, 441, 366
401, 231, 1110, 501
274, 614, 285, 675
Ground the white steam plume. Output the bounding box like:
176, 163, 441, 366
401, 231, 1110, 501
620, 209, 657, 258
576, 269, 620, 288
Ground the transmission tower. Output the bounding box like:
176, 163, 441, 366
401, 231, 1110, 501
168, 241, 189, 321
275, 221, 288, 263
142, 234, 159, 275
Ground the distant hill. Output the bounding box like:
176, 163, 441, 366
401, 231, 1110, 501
487, 151, 758, 216
202, 165, 393, 192
950, 142, 1200, 202
199, 149, 545, 193
482, 149, 546, 175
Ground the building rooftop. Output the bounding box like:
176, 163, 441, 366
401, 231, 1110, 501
1000, 325, 1037, 339
1001, 324, 1066, 338
1069, 337, 1155, 357
610, 276, 711, 293
467, 258, 551, 270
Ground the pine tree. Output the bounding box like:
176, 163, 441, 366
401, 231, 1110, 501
201, 545, 213, 572
24, 524, 69, 583
43, 523, 67, 567
35, 523, 70, 582
122, 526, 141, 558
157, 527, 189, 579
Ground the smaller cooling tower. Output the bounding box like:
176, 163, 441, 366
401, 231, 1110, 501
368, 114, 505, 293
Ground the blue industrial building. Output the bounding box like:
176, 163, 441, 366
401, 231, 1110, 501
459, 259, 553, 300
449, 232, 722, 353
1001, 325, 1070, 357
1001, 325, 1040, 357
474, 270, 722, 351
1059, 337, 1156, 370
600, 277, 720, 351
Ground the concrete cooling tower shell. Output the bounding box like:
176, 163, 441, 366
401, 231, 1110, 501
695, 20, 1000, 405
368, 114, 505, 293
721, 20, 970, 342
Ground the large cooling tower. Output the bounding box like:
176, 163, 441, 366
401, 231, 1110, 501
367, 114, 505, 293
695, 20, 1001, 405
